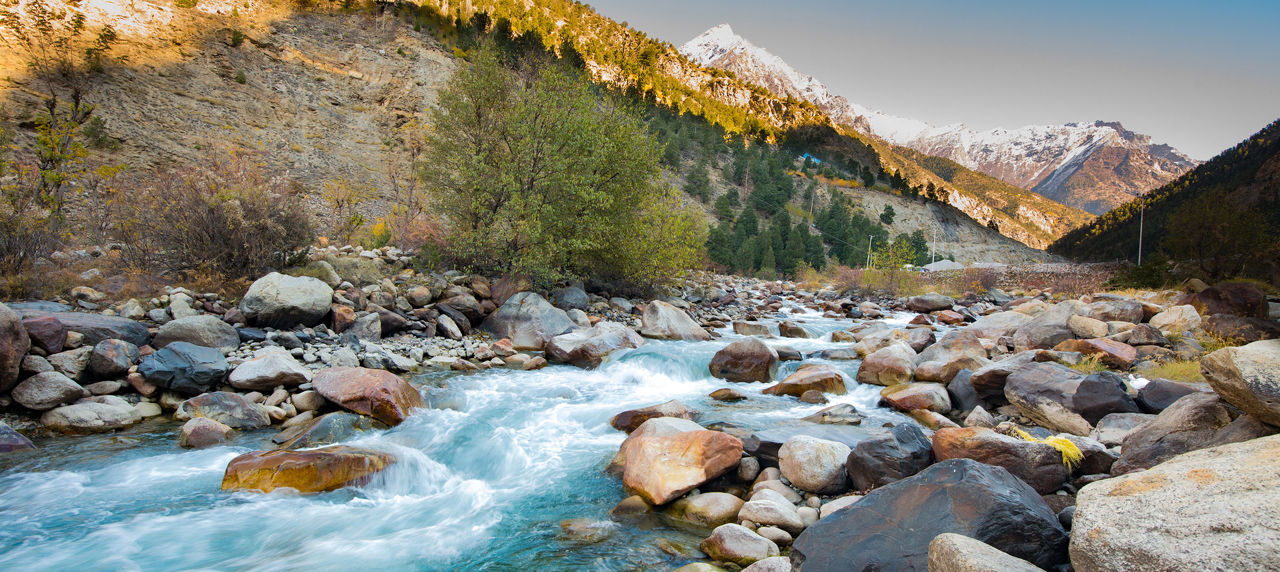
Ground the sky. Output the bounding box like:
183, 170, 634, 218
587, 0, 1280, 160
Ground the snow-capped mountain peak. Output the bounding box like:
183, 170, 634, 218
678, 25, 1198, 215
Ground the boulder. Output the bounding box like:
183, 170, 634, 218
733, 322, 770, 336
550, 286, 589, 311
228, 350, 312, 391
947, 369, 980, 413
18, 311, 149, 347
1012, 301, 1083, 350
489, 274, 532, 306
0, 303, 31, 392
1126, 324, 1167, 346
1111, 392, 1275, 475
745, 424, 873, 466
1071, 434, 1280, 572
1203, 314, 1280, 343
639, 300, 711, 341
1052, 338, 1137, 370
1082, 299, 1144, 324
931, 427, 1070, 494
87, 338, 139, 379
739, 498, 806, 536
1004, 363, 1139, 435
912, 331, 990, 383
40, 401, 136, 433
11, 371, 89, 410
845, 423, 933, 490
609, 400, 695, 433
701, 524, 780, 567
928, 533, 1044, 572
0, 421, 35, 453
621, 418, 743, 505
905, 328, 936, 353
709, 338, 779, 383
1090, 412, 1157, 447
46, 345, 90, 379
801, 403, 865, 426
438, 292, 483, 328
710, 388, 748, 402
880, 382, 951, 413
311, 367, 424, 426
1179, 281, 1267, 319
855, 343, 917, 386
239, 273, 333, 328
609, 417, 704, 474
666, 492, 744, 529
138, 342, 230, 395
907, 293, 954, 313
1201, 339, 1280, 426
545, 322, 644, 368
790, 459, 1068, 571
1149, 304, 1201, 335
1136, 378, 1208, 413
778, 321, 810, 339
965, 311, 1033, 341
174, 391, 268, 429
220, 445, 395, 493
779, 435, 851, 494
480, 292, 576, 350
1067, 314, 1109, 340
153, 315, 241, 353
969, 352, 1038, 400
764, 364, 847, 397
19, 315, 60, 354
179, 417, 234, 448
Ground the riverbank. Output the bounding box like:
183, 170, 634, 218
1, 247, 1279, 570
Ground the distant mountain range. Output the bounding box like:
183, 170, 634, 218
681, 24, 1198, 215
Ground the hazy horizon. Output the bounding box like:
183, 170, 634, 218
589, 0, 1280, 160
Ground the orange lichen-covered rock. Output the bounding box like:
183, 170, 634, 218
221, 445, 394, 493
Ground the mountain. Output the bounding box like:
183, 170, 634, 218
681, 24, 1198, 215
1049, 119, 1280, 281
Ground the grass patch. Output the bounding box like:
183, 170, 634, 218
1196, 331, 1247, 354
1143, 359, 1205, 383
1068, 354, 1108, 375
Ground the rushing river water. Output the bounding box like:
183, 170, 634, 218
0, 309, 921, 571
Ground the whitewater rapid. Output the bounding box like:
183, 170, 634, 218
0, 309, 916, 570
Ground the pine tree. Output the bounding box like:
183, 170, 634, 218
880, 204, 896, 225
758, 240, 776, 278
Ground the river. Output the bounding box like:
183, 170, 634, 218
0, 308, 919, 571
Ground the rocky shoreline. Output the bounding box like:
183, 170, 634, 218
2, 246, 1280, 570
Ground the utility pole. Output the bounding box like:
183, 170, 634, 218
930, 227, 936, 266
1137, 201, 1145, 266
867, 235, 874, 269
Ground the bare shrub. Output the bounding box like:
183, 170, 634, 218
112, 150, 313, 278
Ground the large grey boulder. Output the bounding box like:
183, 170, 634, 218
138, 341, 230, 395
790, 459, 1068, 571
912, 331, 990, 383
153, 315, 241, 354
779, 435, 850, 494
545, 322, 644, 368
1200, 339, 1280, 427
1071, 434, 1280, 572
228, 349, 312, 390
639, 300, 711, 341
550, 286, 589, 311
41, 401, 137, 433
1111, 392, 1276, 475
856, 342, 917, 386
240, 272, 334, 329
11, 371, 89, 410
1004, 363, 1139, 436
906, 293, 954, 313
0, 302, 29, 393
480, 292, 576, 351
965, 311, 1033, 341
1012, 301, 1083, 350
845, 423, 933, 491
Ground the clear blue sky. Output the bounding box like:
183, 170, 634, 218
588, 0, 1280, 159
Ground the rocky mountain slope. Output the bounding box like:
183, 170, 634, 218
682, 24, 1198, 215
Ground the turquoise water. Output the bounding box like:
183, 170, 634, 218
0, 309, 915, 571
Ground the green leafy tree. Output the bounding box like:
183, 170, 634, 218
419, 45, 703, 285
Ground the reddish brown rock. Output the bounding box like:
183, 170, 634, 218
490, 274, 532, 307
20, 315, 61, 354
935, 310, 966, 325
931, 427, 1070, 494
221, 445, 395, 493
880, 382, 952, 413
330, 305, 356, 334
709, 337, 779, 383
621, 421, 743, 505
1054, 338, 1138, 369
311, 367, 423, 426
763, 364, 847, 397
609, 400, 696, 433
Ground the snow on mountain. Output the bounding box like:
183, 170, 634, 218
679, 25, 1198, 215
